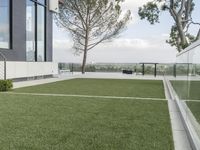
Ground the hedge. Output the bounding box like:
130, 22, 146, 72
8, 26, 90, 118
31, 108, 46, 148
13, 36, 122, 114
0, 80, 13, 91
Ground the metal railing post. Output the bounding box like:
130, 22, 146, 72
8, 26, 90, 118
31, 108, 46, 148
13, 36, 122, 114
4, 60, 6, 80
0, 52, 7, 80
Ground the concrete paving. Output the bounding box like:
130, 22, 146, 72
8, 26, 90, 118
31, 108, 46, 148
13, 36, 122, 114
163, 80, 192, 150
75, 72, 164, 80
13, 72, 164, 89
13, 74, 76, 89
168, 100, 192, 150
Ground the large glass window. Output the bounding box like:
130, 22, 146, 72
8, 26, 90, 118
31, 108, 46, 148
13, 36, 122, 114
37, 5, 45, 61
26, 0, 46, 62
0, 0, 10, 49
37, 0, 45, 5
26, 0, 35, 61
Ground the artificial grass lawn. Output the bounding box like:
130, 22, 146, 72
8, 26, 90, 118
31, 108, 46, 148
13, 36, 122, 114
187, 101, 200, 123
171, 80, 200, 100
0, 94, 173, 150
14, 79, 165, 98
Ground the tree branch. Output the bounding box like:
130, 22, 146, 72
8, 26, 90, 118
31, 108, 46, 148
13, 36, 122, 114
71, 1, 87, 29
90, 3, 113, 27
178, 0, 185, 15
196, 29, 200, 40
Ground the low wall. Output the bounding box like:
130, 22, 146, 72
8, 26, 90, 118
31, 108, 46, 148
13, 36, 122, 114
0, 61, 58, 80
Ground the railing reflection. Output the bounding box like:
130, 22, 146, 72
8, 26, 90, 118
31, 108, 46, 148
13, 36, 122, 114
167, 40, 200, 148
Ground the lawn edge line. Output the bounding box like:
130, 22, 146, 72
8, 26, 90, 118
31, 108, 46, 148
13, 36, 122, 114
183, 100, 200, 102
3, 92, 167, 101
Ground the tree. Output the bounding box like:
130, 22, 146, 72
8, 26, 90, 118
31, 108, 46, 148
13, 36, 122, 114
55, 0, 131, 74
138, 0, 200, 52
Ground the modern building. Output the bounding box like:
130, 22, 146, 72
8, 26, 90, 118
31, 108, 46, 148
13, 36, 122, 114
0, 0, 59, 80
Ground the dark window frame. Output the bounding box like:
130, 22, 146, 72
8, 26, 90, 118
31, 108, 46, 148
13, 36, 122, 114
27, 0, 46, 62
9, 0, 12, 49
0, 0, 12, 49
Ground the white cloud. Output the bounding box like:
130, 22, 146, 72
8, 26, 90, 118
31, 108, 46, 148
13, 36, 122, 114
52, 1, 177, 64
53, 36, 177, 63
122, 0, 151, 10
53, 39, 73, 50
101, 38, 150, 49
120, 0, 152, 27
161, 33, 170, 37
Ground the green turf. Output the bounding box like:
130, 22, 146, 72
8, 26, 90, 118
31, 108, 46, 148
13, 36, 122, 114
187, 102, 200, 123
171, 80, 200, 100
13, 79, 165, 98
0, 93, 173, 150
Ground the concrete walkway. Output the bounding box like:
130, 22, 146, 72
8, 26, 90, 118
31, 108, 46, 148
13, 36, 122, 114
76, 72, 164, 80
13, 74, 76, 89
163, 79, 192, 150
13, 72, 164, 89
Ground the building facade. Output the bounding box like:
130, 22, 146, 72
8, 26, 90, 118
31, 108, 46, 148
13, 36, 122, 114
0, 0, 58, 79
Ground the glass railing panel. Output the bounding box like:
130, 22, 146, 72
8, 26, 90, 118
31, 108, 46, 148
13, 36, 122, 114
168, 41, 200, 142
156, 64, 175, 76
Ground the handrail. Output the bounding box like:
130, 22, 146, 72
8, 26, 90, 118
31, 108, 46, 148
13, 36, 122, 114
177, 40, 200, 57
0, 52, 6, 80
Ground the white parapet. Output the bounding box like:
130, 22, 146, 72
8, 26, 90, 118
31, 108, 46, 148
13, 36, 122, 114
49, 0, 59, 13
0, 61, 5, 80
5, 61, 58, 79
177, 40, 200, 64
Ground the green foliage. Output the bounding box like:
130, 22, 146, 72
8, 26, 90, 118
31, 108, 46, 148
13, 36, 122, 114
166, 25, 181, 51
138, 0, 199, 51
85, 65, 96, 72
166, 25, 196, 51
138, 2, 160, 24
185, 33, 196, 44
0, 80, 13, 92
55, 0, 131, 73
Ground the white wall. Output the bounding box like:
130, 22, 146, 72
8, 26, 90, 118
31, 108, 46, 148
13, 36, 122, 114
2, 62, 58, 79
0, 61, 5, 80
177, 40, 200, 64
49, 0, 59, 13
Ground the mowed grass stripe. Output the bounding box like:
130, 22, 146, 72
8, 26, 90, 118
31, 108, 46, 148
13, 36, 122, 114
4, 92, 167, 101
183, 100, 200, 102
13, 78, 165, 98
0, 94, 173, 150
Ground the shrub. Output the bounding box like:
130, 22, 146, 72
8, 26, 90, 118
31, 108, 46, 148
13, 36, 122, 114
0, 80, 13, 91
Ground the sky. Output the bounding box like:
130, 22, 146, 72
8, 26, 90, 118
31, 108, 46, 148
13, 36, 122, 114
53, 0, 200, 64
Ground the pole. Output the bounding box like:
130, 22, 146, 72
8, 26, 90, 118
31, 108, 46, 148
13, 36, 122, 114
174, 64, 176, 77
154, 64, 157, 77
142, 63, 145, 76
71, 63, 74, 74
4, 60, 6, 80
0, 52, 6, 80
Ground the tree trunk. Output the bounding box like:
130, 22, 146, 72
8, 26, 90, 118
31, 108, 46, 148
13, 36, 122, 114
81, 8, 89, 74
176, 37, 181, 52
81, 30, 89, 74
196, 29, 200, 41
176, 17, 188, 49
81, 50, 87, 74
